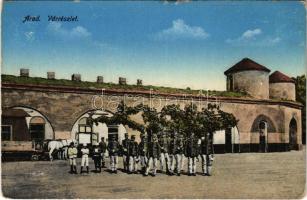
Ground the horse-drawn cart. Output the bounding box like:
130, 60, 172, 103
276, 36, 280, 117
2, 140, 49, 161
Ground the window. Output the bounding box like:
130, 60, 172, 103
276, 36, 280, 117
78, 117, 92, 133
1, 125, 12, 141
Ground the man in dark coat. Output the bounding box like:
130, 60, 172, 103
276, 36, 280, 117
121, 133, 130, 172
159, 133, 170, 174
145, 134, 161, 176
92, 143, 102, 172
200, 132, 214, 176
175, 134, 185, 176
186, 132, 199, 176
107, 136, 120, 173
128, 135, 139, 174
168, 132, 177, 175
99, 137, 107, 168
138, 134, 148, 174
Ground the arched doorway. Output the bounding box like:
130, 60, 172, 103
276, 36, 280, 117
289, 118, 297, 150
259, 120, 268, 153
71, 110, 128, 146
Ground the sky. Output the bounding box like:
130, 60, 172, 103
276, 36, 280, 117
2, 1, 306, 90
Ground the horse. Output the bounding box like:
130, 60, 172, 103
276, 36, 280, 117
48, 139, 77, 161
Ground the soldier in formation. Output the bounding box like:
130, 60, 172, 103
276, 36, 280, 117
186, 132, 199, 176
80, 143, 90, 174
174, 134, 185, 176
145, 134, 161, 176
108, 136, 120, 173
128, 135, 139, 174
159, 133, 170, 174
67, 142, 78, 174
138, 134, 148, 174
99, 137, 107, 168
200, 132, 214, 176
121, 133, 130, 172
92, 142, 102, 172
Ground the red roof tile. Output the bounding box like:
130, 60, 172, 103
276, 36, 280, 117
224, 58, 271, 75
269, 71, 295, 83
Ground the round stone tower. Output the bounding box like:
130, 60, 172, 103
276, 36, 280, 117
269, 71, 296, 101
224, 58, 271, 99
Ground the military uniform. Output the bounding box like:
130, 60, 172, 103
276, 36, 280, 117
121, 134, 130, 172
159, 134, 170, 173
186, 134, 199, 176
99, 138, 107, 168
67, 143, 78, 174
200, 133, 214, 176
175, 135, 185, 175
128, 136, 139, 174
108, 138, 120, 173
80, 144, 90, 173
145, 135, 161, 176
138, 135, 148, 174
168, 134, 177, 175
92, 145, 102, 172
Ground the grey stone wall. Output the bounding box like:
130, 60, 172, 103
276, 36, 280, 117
232, 71, 269, 99
269, 82, 296, 101
1, 87, 302, 146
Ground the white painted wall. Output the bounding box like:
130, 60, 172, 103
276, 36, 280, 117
213, 127, 240, 144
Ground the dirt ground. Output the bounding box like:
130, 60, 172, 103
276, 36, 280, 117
1, 149, 306, 199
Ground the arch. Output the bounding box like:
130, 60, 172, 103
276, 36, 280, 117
289, 117, 297, 150
9, 106, 55, 140
251, 114, 276, 133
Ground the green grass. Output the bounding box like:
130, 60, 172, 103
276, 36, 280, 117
1, 74, 248, 97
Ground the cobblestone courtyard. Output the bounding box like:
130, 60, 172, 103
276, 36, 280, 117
2, 149, 306, 199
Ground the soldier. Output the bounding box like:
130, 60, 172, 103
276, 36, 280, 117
92, 143, 102, 172
201, 132, 214, 176
107, 136, 120, 173
121, 133, 130, 172
128, 135, 139, 174
67, 142, 78, 174
138, 134, 148, 174
99, 137, 107, 168
145, 134, 161, 176
159, 133, 170, 174
175, 134, 185, 176
80, 143, 90, 174
168, 132, 177, 175
186, 132, 199, 176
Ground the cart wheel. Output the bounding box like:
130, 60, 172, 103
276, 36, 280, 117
31, 154, 39, 161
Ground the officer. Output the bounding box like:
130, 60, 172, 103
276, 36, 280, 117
99, 137, 107, 168
159, 133, 170, 174
201, 132, 214, 176
138, 134, 148, 174
128, 135, 139, 174
145, 134, 161, 176
67, 142, 78, 174
175, 134, 185, 176
186, 132, 199, 176
107, 136, 120, 173
92, 142, 102, 172
168, 132, 177, 175
121, 133, 130, 172
80, 143, 90, 174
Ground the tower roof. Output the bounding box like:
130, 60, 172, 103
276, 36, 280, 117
269, 71, 295, 83
224, 58, 271, 75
